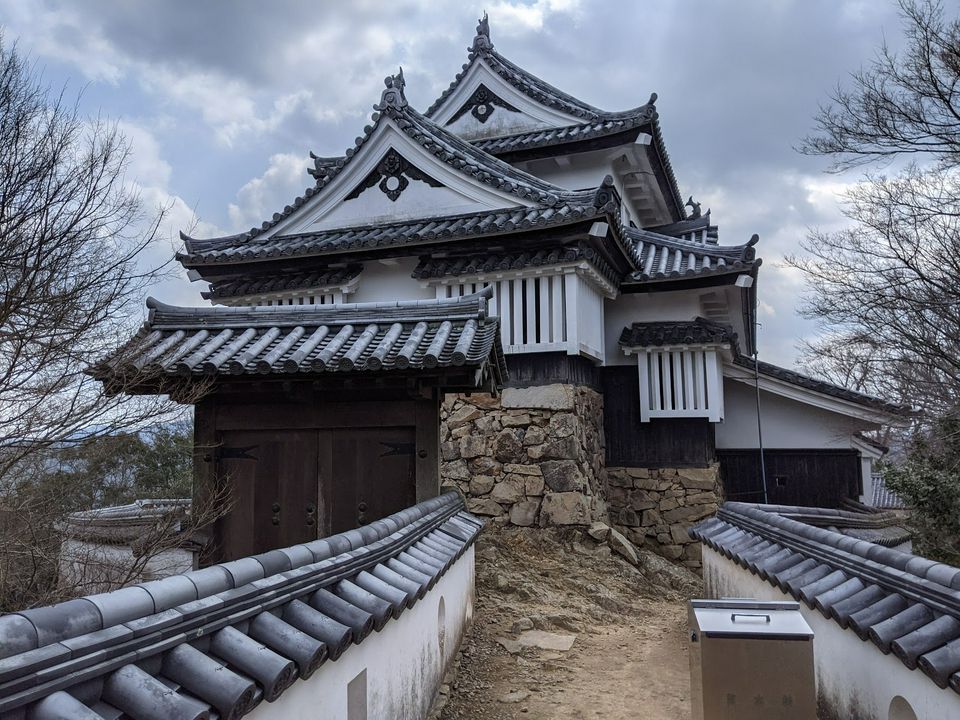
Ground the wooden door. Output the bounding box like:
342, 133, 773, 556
320, 427, 416, 535
216, 429, 319, 559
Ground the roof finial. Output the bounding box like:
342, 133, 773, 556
472, 12, 493, 52
377, 67, 408, 111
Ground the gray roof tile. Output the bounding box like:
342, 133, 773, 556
691, 502, 960, 696
0, 493, 479, 718
91, 289, 508, 390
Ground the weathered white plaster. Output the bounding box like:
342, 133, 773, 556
349, 258, 433, 304
248, 546, 475, 720
702, 546, 960, 720
716, 379, 867, 450
604, 291, 704, 367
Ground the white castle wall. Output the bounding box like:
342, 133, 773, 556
702, 545, 960, 720
248, 546, 475, 720
716, 379, 865, 450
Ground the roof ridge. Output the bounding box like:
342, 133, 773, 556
626, 226, 756, 260
181, 71, 616, 255
145, 286, 494, 327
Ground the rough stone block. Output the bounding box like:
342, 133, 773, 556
493, 429, 524, 463
442, 460, 470, 481
501, 413, 531, 427
657, 545, 684, 561
501, 384, 575, 411
503, 463, 541, 476
540, 460, 586, 493
670, 524, 694, 545
663, 504, 715, 524
459, 435, 486, 459
618, 508, 640, 527
539, 492, 591, 526
466, 498, 504, 516
509, 500, 540, 527
633, 476, 659, 491
608, 528, 638, 565
490, 478, 524, 504
641, 509, 663, 527
587, 522, 610, 541
683, 543, 702, 561
518, 474, 544, 496
659, 497, 679, 512
440, 441, 459, 462
447, 405, 482, 429
474, 415, 501, 434
625, 468, 650, 479
548, 413, 577, 438
528, 436, 579, 461
677, 467, 718, 490
606, 471, 633, 488
685, 492, 719, 505
522, 426, 547, 447
469, 475, 495, 496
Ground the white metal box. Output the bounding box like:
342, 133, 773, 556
689, 599, 816, 720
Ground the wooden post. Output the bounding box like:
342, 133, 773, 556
415, 393, 440, 501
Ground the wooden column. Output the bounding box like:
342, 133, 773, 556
414, 393, 441, 501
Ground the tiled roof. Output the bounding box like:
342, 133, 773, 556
619, 318, 737, 349
0, 493, 481, 719
734, 357, 914, 417
180, 202, 606, 267
648, 211, 719, 244
625, 227, 759, 284
424, 16, 686, 220
411, 240, 620, 286
691, 503, 960, 694
470, 110, 654, 155
872, 473, 908, 510
58, 499, 191, 545
203, 266, 362, 301
179, 71, 613, 267
91, 289, 507, 387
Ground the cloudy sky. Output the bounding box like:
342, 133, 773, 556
0, 0, 908, 367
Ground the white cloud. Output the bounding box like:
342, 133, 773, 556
486, 0, 582, 33
227, 153, 311, 233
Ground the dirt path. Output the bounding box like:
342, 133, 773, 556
436, 525, 700, 720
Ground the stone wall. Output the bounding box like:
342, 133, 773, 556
440, 384, 606, 528
604, 465, 721, 570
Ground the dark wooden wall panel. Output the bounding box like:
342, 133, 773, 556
601, 366, 715, 468
717, 449, 861, 508
505, 353, 602, 389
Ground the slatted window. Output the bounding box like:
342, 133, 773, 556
435, 272, 604, 361
637, 348, 724, 422
261, 293, 336, 307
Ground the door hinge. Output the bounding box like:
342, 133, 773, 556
379, 441, 415, 457
217, 445, 259, 461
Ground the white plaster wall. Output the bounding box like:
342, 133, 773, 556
350, 259, 434, 304
702, 546, 960, 720
604, 291, 703, 366
716, 379, 864, 450
250, 546, 475, 720
516, 151, 614, 191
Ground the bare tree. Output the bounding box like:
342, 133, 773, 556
0, 37, 189, 483
0, 39, 220, 608
790, 0, 960, 416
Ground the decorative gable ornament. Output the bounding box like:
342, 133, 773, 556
446, 83, 520, 126
345, 148, 442, 202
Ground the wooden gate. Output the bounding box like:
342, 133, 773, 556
214, 425, 416, 558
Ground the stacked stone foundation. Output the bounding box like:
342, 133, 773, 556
440, 384, 605, 527
440, 382, 720, 569
603, 465, 721, 569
